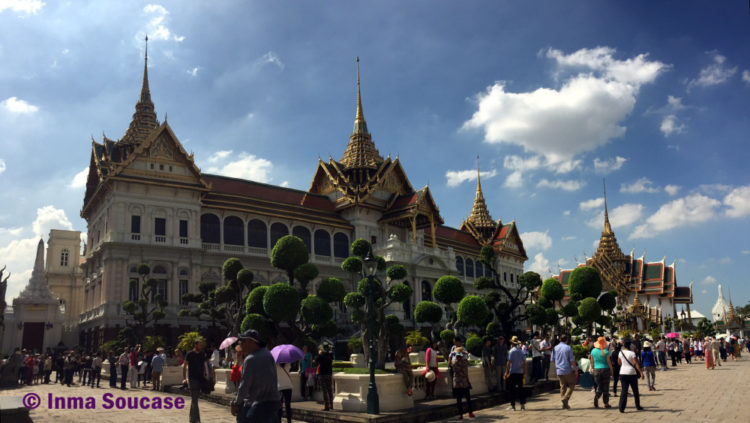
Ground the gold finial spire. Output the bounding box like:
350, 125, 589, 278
121, 34, 158, 144
341, 57, 382, 169
603, 178, 612, 234
468, 155, 495, 229
356, 57, 364, 124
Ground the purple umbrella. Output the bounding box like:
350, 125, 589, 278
270, 344, 304, 364
220, 336, 238, 350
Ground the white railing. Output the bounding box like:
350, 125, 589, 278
248, 247, 268, 256
202, 243, 220, 251
224, 245, 245, 253
131, 233, 141, 241
315, 254, 331, 262
180, 237, 189, 245
155, 235, 166, 243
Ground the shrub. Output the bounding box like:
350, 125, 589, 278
300, 295, 333, 324
344, 292, 366, 309
405, 330, 430, 350
414, 301, 443, 324
568, 266, 602, 300
433, 276, 465, 304
270, 236, 309, 278
341, 257, 363, 273
263, 282, 300, 322
245, 285, 268, 315
222, 258, 244, 281
177, 331, 205, 352
562, 301, 579, 318
293, 263, 319, 288
351, 238, 372, 257
578, 297, 602, 322
385, 314, 405, 337
474, 276, 493, 290
388, 283, 413, 302
236, 268, 254, 286
486, 321, 501, 337
457, 295, 489, 327
386, 264, 407, 281
440, 329, 455, 346
316, 277, 346, 303
465, 335, 483, 357
541, 278, 564, 302
597, 292, 616, 311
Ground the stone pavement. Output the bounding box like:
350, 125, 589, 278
1, 357, 747, 422
445, 356, 748, 423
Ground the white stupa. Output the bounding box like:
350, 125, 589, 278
711, 284, 730, 322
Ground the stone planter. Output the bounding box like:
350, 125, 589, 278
350, 353, 366, 368
332, 372, 413, 412
214, 368, 236, 394
162, 365, 183, 386
409, 352, 424, 365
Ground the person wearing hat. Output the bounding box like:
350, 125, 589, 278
504, 336, 527, 411
315, 342, 334, 411
588, 337, 613, 408
233, 329, 279, 422
640, 341, 656, 391
552, 334, 578, 409
451, 346, 475, 419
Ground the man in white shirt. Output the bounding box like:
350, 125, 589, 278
209, 344, 221, 383
540, 335, 552, 381
531, 333, 542, 383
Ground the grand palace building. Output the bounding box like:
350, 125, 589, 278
55, 53, 529, 351
553, 195, 694, 331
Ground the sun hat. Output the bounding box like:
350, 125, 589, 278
510, 336, 521, 345
643, 341, 652, 348
425, 370, 436, 382
238, 329, 261, 343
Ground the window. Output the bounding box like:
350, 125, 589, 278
510, 273, 514, 283
466, 258, 474, 277
179, 280, 189, 305
223, 216, 244, 245
504, 272, 507, 282
155, 218, 166, 236
270, 223, 289, 248
129, 279, 139, 302
475, 261, 483, 279
403, 281, 412, 320
155, 280, 167, 303
247, 219, 267, 248
314, 230, 331, 256
293, 226, 312, 252
333, 233, 349, 258
421, 281, 432, 301
455, 257, 464, 275
131, 216, 141, 233
60, 249, 69, 267
200, 214, 220, 243
179, 220, 188, 238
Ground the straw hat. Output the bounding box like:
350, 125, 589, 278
510, 336, 521, 345
595, 337, 607, 349
643, 341, 652, 348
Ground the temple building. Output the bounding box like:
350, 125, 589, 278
553, 193, 693, 331
713, 285, 747, 337
75, 51, 527, 350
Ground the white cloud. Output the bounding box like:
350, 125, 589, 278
259, 51, 284, 70
664, 184, 681, 196
723, 185, 750, 218
0, 0, 45, 14
620, 177, 659, 194
537, 179, 584, 191
562, 210, 571, 216
701, 289, 707, 295
1, 96, 38, 114
701, 276, 717, 285
0, 205, 74, 301
70, 167, 88, 189
527, 252, 552, 277
592, 239, 600, 250
280, 181, 289, 188
143, 4, 184, 42
743, 70, 750, 85
0, 158, 5, 175
562, 236, 576, 241
462, 47, 667, 165
445, 168, 497, 188
687, 51, 738, 91
718, 257, 731, 264
593, 156, 626, 174
579, 197, 604, 211
520, 231, 552, 251
660, 115, 685, 137
742, 250, 750, 255
587, 203, 644, 229
205, 152, 274, 183
630, 194, 721, 239
187, 67, 199, 77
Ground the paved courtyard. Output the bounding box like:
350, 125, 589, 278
1, 356, 747, 422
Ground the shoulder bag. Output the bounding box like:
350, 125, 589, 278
619, 351, 642, 378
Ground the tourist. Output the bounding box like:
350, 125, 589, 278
683, 338, 692, 364
711, 337, 721, 366
449, 336, 463, 379
694, 338, 703, 361
424, 340, 440, 400
655, 337, 667, 371
230, 344, 245, 394
667, 338, 677, 367
209, 344, 221, 383
64, 352, 75, 387
316, 342, 334, 411
232, 329, 279, 423
530, 332, 543, 383
298, 344, 313, 400
481, 338, 494, 391
641, 341, 656, 391
137, 355, 148, 387
151, 348, 164, 391
703, 337, 714, 369
541, 335, 552, 381
277, 362, 293, 423
129, 344, 140, 388
55, 352, 64, 384
610, 339, 621, 397
395, 347, 414, 396
182, 338, 207, 423
588, 337, 612, 408
451, 347, 474, 419
617, 340, 644, 413
91, 353, 102, 387
719, 338, 727, 361
493, 336, 508, 393
43, 354, 52, 384
25, 353, 35, 385
552, 334, 577, 410
504, 335, 526, 411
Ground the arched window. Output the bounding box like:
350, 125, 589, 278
510, 273, 514, 283
247, 219, 267, 248
152, 265, 168, 303
421, 281, 432, 301
152, 265, 168, 275
314, 230, 331, 256
200, 214, 220, 243
333, 233, 349, 258
455, 257, 464, 276
403, 281, 412, 320
60, 249, 69, 267
466, 258, 474, 277
475, 260, 483, 279
223, 216, 244, 245
270, 222, 289, 248
292, 226, 312, 252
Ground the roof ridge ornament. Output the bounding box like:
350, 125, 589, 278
340, 57, 383, 170
467, 155, 495, 232
120, 34, 159, 145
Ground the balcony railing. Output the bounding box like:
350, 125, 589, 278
131, 233, 141, 241
180, 237, 189, 245
224, 245, 245, 253
248, 247, 268, 256
202, 242, 220, 251
155, 235, 166, 243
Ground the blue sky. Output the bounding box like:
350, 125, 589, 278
1, 1, 749, 319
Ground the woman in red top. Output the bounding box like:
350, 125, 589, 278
423, 341, 441, 400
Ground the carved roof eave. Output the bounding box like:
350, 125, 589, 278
108, 121, 209, 190
380, 186, 444, 226
501, 222, 528, 261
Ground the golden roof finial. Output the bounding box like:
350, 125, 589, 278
340, 57, 382, 169
121, 34, 158, 144
356, 57, 364, 124
468, 155, 495, 229
603, 178, 612, 234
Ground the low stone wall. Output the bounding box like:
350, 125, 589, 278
333, 372, 414, 412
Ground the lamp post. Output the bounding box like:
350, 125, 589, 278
680, 309, 686, 331
363, 248, 380, 415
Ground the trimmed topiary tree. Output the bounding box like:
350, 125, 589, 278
263, 282, 301, 323
465, 335, 483, 357
457, 295, 489, 329
316, 277, 346, 303
271, 235, 310, 286
122, 263, 167, 344
568, 266, 602, 300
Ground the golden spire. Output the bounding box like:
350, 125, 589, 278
468, 156, 495, 229
630, 292, 644, 315
340, 57, 383, 169
121, 35, 158, 144
603, 178, 612, 234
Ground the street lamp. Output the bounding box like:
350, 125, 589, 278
363, 248, 379, 415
